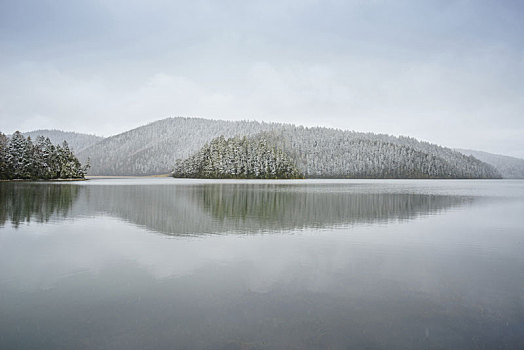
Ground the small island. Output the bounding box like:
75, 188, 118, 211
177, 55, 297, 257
0, 131, 88, 180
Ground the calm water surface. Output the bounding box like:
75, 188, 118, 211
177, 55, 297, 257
1, 179, 523, 349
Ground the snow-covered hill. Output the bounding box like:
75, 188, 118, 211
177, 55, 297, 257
22, 130, 104, 153
76, 117, 500, 178
77, 118, 285, 175
259, 129, 500, 178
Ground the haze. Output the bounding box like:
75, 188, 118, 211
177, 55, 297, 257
1, 0, 523, 157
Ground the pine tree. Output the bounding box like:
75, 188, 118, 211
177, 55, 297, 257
0, 132, 9, 179
21, 136, 36, 179
7, 131, 27, 179
43, 137, 58, 179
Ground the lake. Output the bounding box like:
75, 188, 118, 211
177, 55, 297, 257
1, 179, 523, 349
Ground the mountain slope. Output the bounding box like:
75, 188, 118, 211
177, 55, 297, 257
260, 128, 500, 178
22, 130, 104, 153
78, 118, 285, 175
173, 130, 500, 179
78, 116, 500, 178
456, 149, 524, 179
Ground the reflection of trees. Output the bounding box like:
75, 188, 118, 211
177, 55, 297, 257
76, 183, 474, 236
0, 183, 80, 228
196, 184, 473, 231
1, 182, 475, 235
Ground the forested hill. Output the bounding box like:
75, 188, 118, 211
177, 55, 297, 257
174, 132, 500, 179
78, 118, 285, 175
456, 149, 524, 179
75, 116, 501, 178
22, 130, 104, 153
258, 129, 500, 179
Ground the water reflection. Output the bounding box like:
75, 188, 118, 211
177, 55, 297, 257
1, 182, 474, 234
197, 184, 472, 230
1, 180, 523, 349
0, 183, 80, 228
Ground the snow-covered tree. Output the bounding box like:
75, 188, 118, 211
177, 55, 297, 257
173, 135, 302, 179
7, 131, 27, 178
0, 131, 89, 180
0, 132, 9, 179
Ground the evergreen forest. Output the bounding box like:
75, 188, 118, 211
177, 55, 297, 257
173, 130, 501, 179
172, 136, 302, 179
0, 131, 89, 180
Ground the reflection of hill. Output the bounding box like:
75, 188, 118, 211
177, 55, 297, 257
198, 184, 472, 229
0, 183, 80, 228
2, 182, 474, 235
77, 183, 473, 235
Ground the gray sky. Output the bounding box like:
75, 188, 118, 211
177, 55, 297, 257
1, 0, 523, 157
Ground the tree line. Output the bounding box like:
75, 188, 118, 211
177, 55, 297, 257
0, 131, 89, 180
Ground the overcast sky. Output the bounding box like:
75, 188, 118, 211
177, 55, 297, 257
1, 0, 523, 157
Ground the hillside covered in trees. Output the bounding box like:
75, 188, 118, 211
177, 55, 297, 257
76, 117, 502, 178
77, 118, 283, 175
258, 128, 501, 179
14, 117, 505, 179
0, 131, 88, 180
173, 131, 500, 179
173, 136, 302, 179
22, 130, 104, 153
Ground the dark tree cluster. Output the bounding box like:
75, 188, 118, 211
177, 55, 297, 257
173, 135, 302, 179
0, 131, 89, 180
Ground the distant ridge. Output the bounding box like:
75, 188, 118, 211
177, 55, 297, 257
456, 149, 524, 179
76, 117, 501, 179
22, 129, 104, 153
